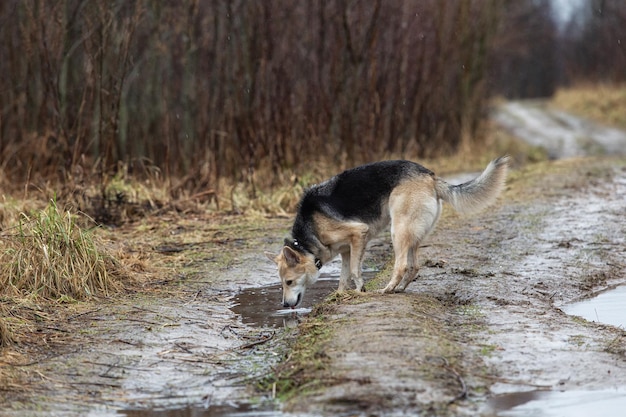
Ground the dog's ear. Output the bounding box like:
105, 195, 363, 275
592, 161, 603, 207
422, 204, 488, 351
264, 251, 278, 264
282, 246, 300, 267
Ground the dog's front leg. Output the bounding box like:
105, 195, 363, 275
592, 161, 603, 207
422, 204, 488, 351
349, 244, 366, 292
338, 251, 351, 291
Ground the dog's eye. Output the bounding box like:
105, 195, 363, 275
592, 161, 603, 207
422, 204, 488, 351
285, 280, 293, 286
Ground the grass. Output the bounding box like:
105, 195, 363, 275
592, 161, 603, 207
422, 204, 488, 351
551, 83, 626, 129
0, 311, 13, 348
0, 200, 123, 301
259, 303, 338, 401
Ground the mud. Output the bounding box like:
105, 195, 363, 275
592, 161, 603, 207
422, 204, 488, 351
2, 102, 626, 416
122, 403, 280, 417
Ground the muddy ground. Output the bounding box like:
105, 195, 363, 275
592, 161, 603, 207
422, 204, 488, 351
1, 102, 625, 416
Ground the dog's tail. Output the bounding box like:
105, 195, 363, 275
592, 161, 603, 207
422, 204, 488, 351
435, 155, 510, 214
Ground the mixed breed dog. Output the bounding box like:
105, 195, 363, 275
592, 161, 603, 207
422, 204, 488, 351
266, 156, 510, 308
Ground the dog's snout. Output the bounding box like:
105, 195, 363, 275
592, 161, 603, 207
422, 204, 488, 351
282, 291, 302, 309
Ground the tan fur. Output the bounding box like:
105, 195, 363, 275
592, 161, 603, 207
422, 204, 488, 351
313, 213, 372, 291
384, 176, 442, 293
270, 246, 319, 307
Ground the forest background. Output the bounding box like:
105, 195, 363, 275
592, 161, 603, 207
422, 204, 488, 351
0, 0, 624, 212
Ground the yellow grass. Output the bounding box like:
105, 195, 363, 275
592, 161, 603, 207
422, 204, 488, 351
0, 200, 124, 301
551, 83, 626, 129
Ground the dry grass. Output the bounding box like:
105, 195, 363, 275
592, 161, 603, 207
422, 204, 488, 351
0, 314, 13, 348
0, 200, 124, 301
551, 83, 626, 129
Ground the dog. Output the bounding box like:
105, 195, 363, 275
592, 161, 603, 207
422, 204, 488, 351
266, 156, 510, 308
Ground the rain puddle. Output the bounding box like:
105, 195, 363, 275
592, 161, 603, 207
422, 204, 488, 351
230, 262, 378, 328
486, 389, 626, 417
562, 285, 626, 329
230, 276, 339, 328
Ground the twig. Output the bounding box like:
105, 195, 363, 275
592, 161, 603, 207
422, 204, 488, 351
175, 342, 193, 354
125, 317, 162, 326
480, 374, 553, 389
67, 308, 102, 321
238, 331, 275, 349
36, 325, 71, 333
184, 290, 202, 305
130, 306, 177, 322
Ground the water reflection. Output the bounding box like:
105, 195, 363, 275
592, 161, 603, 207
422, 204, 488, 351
563, 285, 626, 329
486, 389, 626, 417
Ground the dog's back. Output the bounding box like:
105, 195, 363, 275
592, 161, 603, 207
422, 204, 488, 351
298, 160, 433, 222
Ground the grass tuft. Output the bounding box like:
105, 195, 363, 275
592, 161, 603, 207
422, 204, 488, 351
0, 200, 123, 301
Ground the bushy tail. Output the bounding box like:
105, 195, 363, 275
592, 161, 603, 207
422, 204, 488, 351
435, 156, 510, 214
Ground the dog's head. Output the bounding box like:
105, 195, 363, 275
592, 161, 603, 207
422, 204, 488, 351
265, 245, 320, 308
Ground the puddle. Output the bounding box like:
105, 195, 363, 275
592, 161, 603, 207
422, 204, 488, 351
486, 389, 626, 417
121, 403, 282, 417
230, 277, 339, 328
563, 285, 626, 329
230, 263, 378, 328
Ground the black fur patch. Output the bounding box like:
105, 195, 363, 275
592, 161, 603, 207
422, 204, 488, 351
291, 160, 433, 252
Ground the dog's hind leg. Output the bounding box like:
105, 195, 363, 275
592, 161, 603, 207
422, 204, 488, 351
396, 199, 442, 292
381, 233, 412, 293
382, 192, 440, 294
396, 245, 420, 292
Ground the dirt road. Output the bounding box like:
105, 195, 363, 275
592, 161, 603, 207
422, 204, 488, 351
1, 102, 625, 416
493, 100, 626, 159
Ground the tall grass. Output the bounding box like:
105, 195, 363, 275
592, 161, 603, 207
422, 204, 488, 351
0, 200, 120, 300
